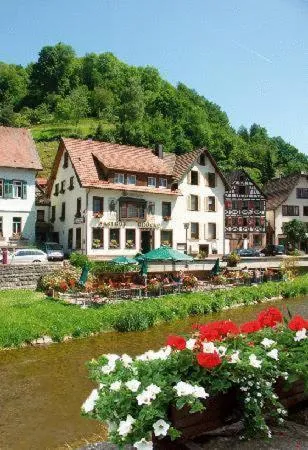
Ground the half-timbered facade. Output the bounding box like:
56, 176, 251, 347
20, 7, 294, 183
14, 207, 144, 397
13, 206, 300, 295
224, 170, 266, 252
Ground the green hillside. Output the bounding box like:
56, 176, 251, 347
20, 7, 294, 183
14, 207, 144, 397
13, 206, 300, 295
1, 43, 307, 182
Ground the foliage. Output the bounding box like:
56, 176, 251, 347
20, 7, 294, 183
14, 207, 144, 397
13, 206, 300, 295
0, 43, 307, 182
38, 266, 82, 292
280, 256, 299, 280
83, 308, 308, 447
283, 219, 307, 250
227, 251, 241, 266
69, 252, 91, 268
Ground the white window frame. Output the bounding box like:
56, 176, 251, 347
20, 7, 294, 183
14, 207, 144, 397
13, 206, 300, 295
127, 174, 136, 185
148, 177, 157, 187
208, 222, 217, 240
159, 178, 167, 188
12, 217, 22, 234
114, 173, 125, 184
12, 181, 22, 199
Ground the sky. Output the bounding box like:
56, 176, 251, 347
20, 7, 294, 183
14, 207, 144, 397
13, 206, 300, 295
0, 0, 307, 152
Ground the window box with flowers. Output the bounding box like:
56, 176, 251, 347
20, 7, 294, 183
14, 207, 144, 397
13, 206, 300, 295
93, 211, 104, 219
125, 240, 135, 249
109, 239, 119, 249
163, 216, 171, 221
82, 307, 308, 449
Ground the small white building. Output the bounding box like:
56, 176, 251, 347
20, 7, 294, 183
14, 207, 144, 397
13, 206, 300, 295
0, 127, 42, 247
264, 172, 308, 247
47, 138, 227, 258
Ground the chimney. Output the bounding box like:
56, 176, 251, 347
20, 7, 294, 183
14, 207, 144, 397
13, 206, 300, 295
154, 143, 164, 159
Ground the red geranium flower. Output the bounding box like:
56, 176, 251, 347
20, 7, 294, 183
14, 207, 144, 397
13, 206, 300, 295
288, 315, 308, 331
220, 320, 240, 336
166, 335, 186, 350
197, 351, 222, 369
59, 281, 68, 292
240, 320, 262, 334
258, 307, 283, 328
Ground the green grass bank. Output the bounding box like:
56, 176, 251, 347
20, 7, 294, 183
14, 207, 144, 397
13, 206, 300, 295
1, 276, 308, 349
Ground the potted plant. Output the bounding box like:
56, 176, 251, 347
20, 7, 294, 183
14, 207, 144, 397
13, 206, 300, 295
82, 307, 308, 449
125, 240, 135, 249
227, 251, 240, 267
92, 239, 102, 249
161, 240, 171, 247
109, 239, 119, 249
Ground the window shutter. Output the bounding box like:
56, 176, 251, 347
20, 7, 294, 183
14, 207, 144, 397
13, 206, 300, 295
187, 171, 191, 184
187, 195, 191, 210
204, 197, 208, 211
4, 180, 13, 198
198, 196, 201, 211
204, 223, 207, 239
213, 197, 216, 211
22, 182, 27, 199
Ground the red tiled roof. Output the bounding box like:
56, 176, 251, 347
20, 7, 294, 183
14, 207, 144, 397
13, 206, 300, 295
263, 172, 302, 210
0, 127, 42, 170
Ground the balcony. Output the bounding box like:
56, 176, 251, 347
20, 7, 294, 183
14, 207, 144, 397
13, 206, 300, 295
119, 197, 146, 221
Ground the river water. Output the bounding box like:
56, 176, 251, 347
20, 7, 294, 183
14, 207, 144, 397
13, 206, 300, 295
0, 296, 307, 450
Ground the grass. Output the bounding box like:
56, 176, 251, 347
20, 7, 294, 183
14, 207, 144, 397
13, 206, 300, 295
1, 275, 308, 349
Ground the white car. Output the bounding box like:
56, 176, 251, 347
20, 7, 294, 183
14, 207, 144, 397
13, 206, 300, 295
9, 249, 48, 264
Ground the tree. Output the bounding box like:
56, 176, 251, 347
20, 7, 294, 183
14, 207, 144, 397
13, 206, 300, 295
261, 148, 275, 184
283, 219, 307, 250
91, 87, 115, 119
0, 62, 28, 107
55, 86, 90, 124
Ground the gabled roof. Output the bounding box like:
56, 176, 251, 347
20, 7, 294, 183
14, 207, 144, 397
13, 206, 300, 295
263, 172, 302, 210
224, 169, 266, 198
0, 126, 42, 170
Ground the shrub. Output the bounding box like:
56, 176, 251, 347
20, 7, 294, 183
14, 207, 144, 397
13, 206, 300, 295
39, 266, 82, 292
69, 252, 91, 269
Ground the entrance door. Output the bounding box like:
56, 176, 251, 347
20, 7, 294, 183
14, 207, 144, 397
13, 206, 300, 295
141, 230, 154, 254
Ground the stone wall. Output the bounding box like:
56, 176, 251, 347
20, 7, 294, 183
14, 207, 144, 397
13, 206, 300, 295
0, 263, 60, 290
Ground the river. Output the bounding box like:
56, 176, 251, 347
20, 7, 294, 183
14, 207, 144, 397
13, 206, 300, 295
0, 296, 307, 450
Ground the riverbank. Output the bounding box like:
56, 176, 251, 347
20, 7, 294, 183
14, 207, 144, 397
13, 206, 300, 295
1, 275, 308, 349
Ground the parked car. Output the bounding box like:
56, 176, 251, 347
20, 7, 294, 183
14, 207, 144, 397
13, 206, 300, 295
260, 244, 285, 256
9, 248, 48, 264
41, 242, 64, 261
236, 248, 262, 257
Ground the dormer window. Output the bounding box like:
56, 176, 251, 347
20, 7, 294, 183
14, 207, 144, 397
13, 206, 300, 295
114, 173, 124, 184
159, 178, 167, 188
63, 152, 69, 169
60, 180, 66, 194
199, 154, 206, 166
127, 174, 136, 185
190, 171, 199, 185
148, 177, 156, 187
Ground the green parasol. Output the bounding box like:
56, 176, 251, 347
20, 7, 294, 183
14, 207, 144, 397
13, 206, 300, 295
210, 258, 221, 276
139, 246, 193, 262
111, 256, 138, 264
78, 264, 90, 287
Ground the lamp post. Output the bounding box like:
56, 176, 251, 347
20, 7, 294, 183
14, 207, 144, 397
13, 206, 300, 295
184, 223, 189, 254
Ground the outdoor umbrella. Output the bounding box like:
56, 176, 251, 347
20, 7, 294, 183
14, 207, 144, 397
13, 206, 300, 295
140, 246, 193, 262
78, 264, 90, 287
210, 258, 221, 276
111, 256, 138, 264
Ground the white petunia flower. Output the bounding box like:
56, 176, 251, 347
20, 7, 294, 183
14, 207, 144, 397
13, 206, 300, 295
136, 347, 171, 362
294, 328, 307, 341
117, 414, 135, 437
186, 338, 196, 350
82, 389, 99, 413
249, 354, 262, 368
134, 438, 153, 449
110, 381, 122, 391
153, 419, 170, 437
217, 345, 227, 356
106, 353, 120, 363
192, 386, 209, 399
261, 338, 276, 348
267, 348, 279, 361
147, 384, 161, 395
125, 379, 141, 392
202, 342, 216, 353
136, 390, 153, 406
229, 350, 241, 364
174, 381, 195, 397
101, 362, 116, 375
121, 353, 133, 367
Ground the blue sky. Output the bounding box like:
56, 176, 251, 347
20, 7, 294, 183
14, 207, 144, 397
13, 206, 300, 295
1, 0, 307, 152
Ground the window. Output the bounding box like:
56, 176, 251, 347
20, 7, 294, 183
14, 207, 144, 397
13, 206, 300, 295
208, 223, 217, 239
69, 176, 74, 190
125, 229, 136, 248
148, 177, 156, 187
162, 202, 171, 218
242, 200, 248, 210
54, 183, 59, 196
208, 172, 216, 188
36, 210, 45, 222
12, 217, 21, 235
159, 178, 167, 188
76, 198, 82, 218
63, 152, 69, 168
297, 188, 308, 199
114, 173, 124, 184
75, 228, 82, 250
189, 195, 199, 211
161, 230, 173, 247
190, 223, 199, 239
120, 201, 145, 219
60, 202, 66, 221
190, 170, 199, 185
148, 202, 155, 215
238, 185, 246, 195
60, 180, 66, 194
282, 205, 299, 216
93, 196, 104, 214
51, 205, 56, 222
0, 217, 3, 237
109, 229, 120, 248
92, 228, 104, 248
127, 174, 136, 185
0, 179, 3, 197
304, 206, 308, 216
68, 228, 73, 249
207, 196, 216, 212
13, 181, 22, 199
199, 154, 206, 166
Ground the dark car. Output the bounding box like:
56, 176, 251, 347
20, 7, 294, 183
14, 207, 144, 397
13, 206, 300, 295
260, 244, 285, 256
236, 248, 262, 257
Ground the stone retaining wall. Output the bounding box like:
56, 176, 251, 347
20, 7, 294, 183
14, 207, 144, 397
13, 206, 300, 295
0, 263, 61, 290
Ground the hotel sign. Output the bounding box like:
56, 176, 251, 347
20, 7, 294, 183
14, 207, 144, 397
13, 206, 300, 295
102, 221, 125, 228
137, 221, 161, 229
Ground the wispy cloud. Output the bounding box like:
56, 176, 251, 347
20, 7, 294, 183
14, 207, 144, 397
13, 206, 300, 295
232, 40, 273, 64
